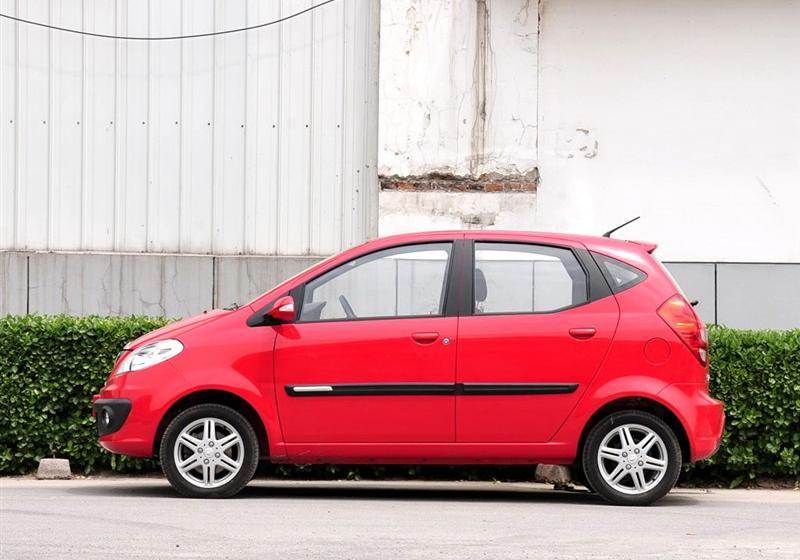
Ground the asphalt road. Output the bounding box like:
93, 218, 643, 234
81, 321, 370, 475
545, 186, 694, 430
1, 477, 799, 559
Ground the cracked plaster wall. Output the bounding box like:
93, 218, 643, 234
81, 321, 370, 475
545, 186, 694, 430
378, 0, 539, 179
379, 0, 800, 263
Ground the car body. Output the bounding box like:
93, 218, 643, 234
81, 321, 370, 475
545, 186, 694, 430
93, 230, 724, 504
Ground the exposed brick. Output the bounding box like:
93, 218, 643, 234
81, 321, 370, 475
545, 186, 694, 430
380, 170, 539, 193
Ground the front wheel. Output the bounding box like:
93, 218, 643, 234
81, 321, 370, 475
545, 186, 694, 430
582, 410, 682, 506
160, 404, 259, 498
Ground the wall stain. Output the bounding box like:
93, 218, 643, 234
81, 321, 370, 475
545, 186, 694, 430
471, 0, 491, 175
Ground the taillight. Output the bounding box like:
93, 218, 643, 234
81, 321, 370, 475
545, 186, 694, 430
657, 294, 708, 366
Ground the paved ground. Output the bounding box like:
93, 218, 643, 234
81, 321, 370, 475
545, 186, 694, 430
1, 477, 799, 559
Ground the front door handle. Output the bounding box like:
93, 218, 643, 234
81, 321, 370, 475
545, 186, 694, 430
411, 332, 439, 344
569, 327, 596, 340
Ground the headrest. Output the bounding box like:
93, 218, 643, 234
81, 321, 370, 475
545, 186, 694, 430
474, 268, 488, 303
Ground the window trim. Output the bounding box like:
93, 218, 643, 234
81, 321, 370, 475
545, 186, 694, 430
293, 240, 458, 324
464, 240, 606, 317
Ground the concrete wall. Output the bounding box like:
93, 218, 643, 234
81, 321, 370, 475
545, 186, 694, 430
0, 0, 380, 256
536, 0, 800, 262
380, 191, 537, 235
2, 251, 798, 329
377, 0, 800, 264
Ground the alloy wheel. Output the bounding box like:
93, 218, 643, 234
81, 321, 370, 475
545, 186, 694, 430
596, 423, 668, 495
173, 417, 245, 489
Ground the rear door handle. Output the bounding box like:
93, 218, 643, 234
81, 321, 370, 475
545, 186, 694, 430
569, 328, 596, 340
411, 332, 439, 344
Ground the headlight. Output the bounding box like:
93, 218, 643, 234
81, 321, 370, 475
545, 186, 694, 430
117, 339, 184, 374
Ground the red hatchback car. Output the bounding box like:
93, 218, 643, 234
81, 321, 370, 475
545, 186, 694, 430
93, 230, 724, 505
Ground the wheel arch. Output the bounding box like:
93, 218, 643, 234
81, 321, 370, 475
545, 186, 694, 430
153, 389, 269, 459
576, 396, 691, 466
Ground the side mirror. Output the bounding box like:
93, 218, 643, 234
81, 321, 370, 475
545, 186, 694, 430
267, 295, 296, 322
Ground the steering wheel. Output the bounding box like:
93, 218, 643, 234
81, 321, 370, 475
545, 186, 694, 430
338, 295, 357, 319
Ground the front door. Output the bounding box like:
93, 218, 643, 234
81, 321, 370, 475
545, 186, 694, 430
274, 242, 458, 444
455, 240, 619, 443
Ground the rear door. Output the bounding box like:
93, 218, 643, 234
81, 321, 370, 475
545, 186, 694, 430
274, 241, 459, 445
455, 239, 619, 443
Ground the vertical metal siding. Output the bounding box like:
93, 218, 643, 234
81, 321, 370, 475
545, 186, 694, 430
0, 0, 379, 255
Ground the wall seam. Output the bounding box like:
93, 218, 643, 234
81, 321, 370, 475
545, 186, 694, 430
25, 254, 30, 314
713, 262, 718, 325
211, 255, 217, 309
535, 0, 541, 163
46, 0, 52, 248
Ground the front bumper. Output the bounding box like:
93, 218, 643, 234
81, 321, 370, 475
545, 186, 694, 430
91, 361, 188, 458
93, 398, 132, 437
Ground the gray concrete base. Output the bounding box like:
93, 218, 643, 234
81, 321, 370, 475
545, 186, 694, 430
36, 458, 71, 480
0, 252, 322, 318
663, 262, 800, 330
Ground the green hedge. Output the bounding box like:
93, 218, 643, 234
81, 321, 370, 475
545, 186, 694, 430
684, 326, 800, 485
0, 315, 170, 474
1, 316, 798, 485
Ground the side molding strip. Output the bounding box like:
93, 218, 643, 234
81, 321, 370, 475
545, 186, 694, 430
460, 383, 578, 395
285, 383, 578, 397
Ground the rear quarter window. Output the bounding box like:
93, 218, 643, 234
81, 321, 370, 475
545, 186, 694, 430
591, 252, 647, 294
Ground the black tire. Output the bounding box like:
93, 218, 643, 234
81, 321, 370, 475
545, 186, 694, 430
582, 410, 681, 506
160, 403, 259, 498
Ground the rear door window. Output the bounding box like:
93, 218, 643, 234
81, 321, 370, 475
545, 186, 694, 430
473, 242, 588, 314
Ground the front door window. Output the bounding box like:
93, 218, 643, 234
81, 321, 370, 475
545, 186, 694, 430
299, 243, 452, 322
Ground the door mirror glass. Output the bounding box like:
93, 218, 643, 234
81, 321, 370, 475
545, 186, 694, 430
267, 295, 296, 322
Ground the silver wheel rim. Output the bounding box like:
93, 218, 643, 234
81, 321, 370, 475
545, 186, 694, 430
173, 417, 244, 489
597, 423, 668, 495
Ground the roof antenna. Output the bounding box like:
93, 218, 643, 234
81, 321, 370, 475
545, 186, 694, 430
602, 216, 640, 238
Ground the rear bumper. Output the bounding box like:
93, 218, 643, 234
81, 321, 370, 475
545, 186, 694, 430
658, 382, 725, 462
691, 404, 725, 462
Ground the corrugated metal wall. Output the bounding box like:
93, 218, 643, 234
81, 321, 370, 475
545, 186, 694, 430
0, 0, 379, 256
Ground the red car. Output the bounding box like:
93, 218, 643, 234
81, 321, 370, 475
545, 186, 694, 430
93, 230, 724, 505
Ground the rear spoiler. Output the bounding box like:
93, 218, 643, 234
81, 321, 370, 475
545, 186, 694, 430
601, 216, 657, 253
625, 240, 658, 254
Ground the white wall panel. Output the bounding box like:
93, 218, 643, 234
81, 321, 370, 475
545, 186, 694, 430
148, 0, 182, 252
178, 0, 215, 254
0, 0, 378, 255
115, 0, 149, 252
278, 0, 313, 255
0, 0, 18, 247
83, 0, 116, 251
49, 2, 82, 249
16, 1, 50, 250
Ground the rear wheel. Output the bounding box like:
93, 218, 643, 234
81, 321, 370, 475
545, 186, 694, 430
160, 404, 259, 498
582, 410, 681, 506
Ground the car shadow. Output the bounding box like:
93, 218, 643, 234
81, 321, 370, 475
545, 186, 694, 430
65, 479, 699, 507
